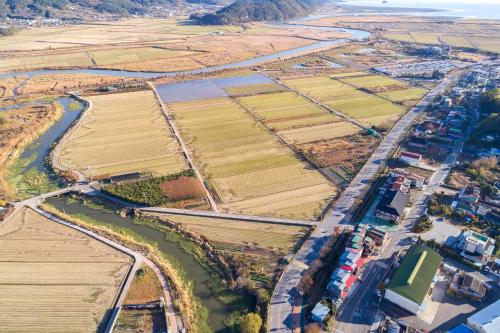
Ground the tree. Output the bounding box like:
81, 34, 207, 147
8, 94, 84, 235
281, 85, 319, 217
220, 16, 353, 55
239, 313, 262, 333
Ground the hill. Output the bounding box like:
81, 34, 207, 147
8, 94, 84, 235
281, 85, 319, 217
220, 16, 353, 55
191, 0, 325, 25
0, 0, 178, 18
479, 88, 500, 115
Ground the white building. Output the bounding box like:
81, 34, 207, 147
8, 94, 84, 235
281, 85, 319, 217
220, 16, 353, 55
466, 299, 500, 333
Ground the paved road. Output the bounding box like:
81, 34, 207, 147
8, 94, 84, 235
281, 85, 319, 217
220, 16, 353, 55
141, 206, 316, 227
268, 74, 459, 333
334, 75, 478, 333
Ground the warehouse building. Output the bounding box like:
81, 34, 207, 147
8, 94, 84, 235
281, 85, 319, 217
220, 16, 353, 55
466, 299, 500, 333
384, 245, 442, 314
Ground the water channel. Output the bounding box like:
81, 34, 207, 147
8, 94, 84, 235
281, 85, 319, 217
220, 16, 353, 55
0, 25, 370, 80
46, 195, 232, 332
7, 97, 84, 198
2, 22, 371, 331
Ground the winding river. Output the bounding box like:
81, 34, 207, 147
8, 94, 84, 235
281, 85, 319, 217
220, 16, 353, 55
2, 22, 371, 331
0, 25, 370, 80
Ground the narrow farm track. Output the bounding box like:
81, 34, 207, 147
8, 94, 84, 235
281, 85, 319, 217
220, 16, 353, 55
258, 70, 369, 130
22, 204, 182, 333
139, 206, 316, 227
148, 82, 219, 212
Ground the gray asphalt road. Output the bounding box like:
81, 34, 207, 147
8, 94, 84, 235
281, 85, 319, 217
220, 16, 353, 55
268, 74, 459, 333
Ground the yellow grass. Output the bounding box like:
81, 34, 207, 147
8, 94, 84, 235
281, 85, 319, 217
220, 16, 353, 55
57, 90, 187, 178
0, 207, 132, 333
167, 97, 336, 219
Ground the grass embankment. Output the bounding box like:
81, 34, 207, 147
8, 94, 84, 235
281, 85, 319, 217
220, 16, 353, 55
39, 201, 210, 333
0, 99, 63, 200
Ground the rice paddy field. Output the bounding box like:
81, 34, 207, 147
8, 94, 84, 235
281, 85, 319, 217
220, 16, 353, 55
0, 207, 132, 333
0, 18, 351, 73
337, 74, 428, 105
56, 90, 188, 178
236, 91, 342, 130
283, 75, 408, 126
302, 15, 500, 54
146, 212, 306, 252
160, 77, 337, 219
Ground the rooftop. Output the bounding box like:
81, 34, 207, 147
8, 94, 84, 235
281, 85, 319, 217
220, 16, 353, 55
467, 299, 500, 333
387, 245, 441, 305
377, 190, 409, 217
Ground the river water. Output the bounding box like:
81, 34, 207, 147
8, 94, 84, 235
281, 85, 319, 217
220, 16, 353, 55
0, 25, 370, 80
46, 195, 231, 332
7, 97, 84, 198
2, 22, 370, 331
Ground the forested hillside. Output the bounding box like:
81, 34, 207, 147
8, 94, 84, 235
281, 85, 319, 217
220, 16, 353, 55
191, 0, 325, 24
0, 0, 178, 18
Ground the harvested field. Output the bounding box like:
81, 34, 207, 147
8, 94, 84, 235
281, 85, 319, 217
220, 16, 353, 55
224, 83, 286, 96
0, 207, 132, 333
57, 90, 187, 178
303, 15, 500, 54
283, 76, 406, 126
18, 73, 132, 95
164, 95, 337, 219
0, 18, 346, 73
279, 122, 362, 144
237, 91, 344, 130
146, 212, 306, 252
337, 75, 427, 105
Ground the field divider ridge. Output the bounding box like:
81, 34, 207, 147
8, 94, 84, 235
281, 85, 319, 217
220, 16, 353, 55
147, 81, 219, 212
257, 70, 369, 131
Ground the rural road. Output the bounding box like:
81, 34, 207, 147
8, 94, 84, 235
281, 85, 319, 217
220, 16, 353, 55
17, 203, 182, 333
140, 206, 316, 227
268, 72, 460, 332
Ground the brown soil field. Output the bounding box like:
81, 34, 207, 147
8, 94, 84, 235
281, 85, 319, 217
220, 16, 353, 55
160, 176, 205, 202
57, 90, 188, 178
0, 100, 61, 199
298, 135, 378, 170
0, 207, 132, 333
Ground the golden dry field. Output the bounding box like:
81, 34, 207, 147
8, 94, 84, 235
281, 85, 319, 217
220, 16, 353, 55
146, 212, 306, 252
18, 74, 133, 95
0, 207, 132, 333
0, 76, 27, 98
283, 75, 407, 126
0, 18, 351, 73
56, 90, 188, 178
302, 15, 500, 54
236, 91, 342, 130
167, 97, 337, 219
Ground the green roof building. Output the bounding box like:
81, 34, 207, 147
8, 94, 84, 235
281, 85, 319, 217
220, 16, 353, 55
384, 245, 442, 314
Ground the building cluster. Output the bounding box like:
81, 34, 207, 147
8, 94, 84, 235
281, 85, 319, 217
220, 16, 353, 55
311, 225, 390, 324
373, 60, 469, 78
